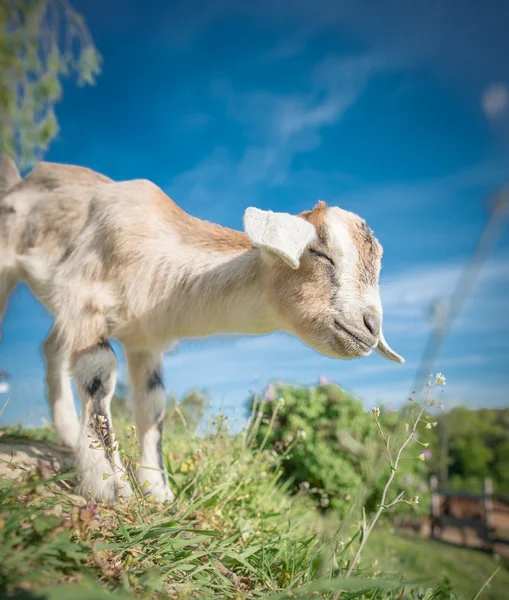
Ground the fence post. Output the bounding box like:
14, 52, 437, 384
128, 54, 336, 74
430, 475, 440, 539
483, 477, 494, 550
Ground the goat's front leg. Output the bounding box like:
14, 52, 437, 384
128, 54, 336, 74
72, 339, 132, 502
42, 328, 80, 449
126, 349, 174, 503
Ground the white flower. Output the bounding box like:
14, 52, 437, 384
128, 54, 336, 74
371, 407, 380, 418
297, 430, 307, 440
278, 397, 285, 407
410, 496, 419, 505
435, 372, 446, 385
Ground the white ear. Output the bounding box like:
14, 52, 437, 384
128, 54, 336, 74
243, 207, 317, 269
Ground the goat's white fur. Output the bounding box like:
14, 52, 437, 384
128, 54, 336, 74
0, 155, 404, 503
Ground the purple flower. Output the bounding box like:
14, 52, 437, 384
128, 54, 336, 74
318, 375, 329, 386
423, 449, 432, 460
264, 382, 276, 401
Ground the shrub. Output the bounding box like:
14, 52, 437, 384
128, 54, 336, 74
248, 382, 429, 520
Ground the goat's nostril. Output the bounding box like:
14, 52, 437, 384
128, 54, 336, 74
363, 312, 381, 337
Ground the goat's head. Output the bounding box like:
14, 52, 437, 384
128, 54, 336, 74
244, 200, 404, 363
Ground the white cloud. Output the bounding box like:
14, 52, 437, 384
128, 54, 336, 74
381, 254, 509, 336
261, 36, 307, 62
328, 156, 509, 219
168, 49, 401, 210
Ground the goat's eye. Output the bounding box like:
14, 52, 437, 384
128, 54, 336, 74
309, 248, 335, 267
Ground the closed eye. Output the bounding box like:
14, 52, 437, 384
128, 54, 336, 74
309, 248, 335, 267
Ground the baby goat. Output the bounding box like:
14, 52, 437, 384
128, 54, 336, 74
0, 153, 404, 503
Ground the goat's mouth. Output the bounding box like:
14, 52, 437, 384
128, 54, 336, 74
333, 319, 375, 354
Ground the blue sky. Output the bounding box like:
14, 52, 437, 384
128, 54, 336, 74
1, 0, 508, 428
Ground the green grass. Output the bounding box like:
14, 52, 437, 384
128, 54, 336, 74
365, 528, 509, 600
0, 414, 506, 599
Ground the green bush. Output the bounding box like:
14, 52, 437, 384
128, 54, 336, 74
248, 382, 429, 520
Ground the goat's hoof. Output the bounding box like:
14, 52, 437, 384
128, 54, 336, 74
76, 474, 133, 504
142, 482, 175, 504
115, 481, 133, 502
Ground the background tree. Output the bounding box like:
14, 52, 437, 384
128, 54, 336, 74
0, 0, 101, 170
423, 406, 509, 494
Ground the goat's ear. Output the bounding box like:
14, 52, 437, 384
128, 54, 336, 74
243, 207, 317, 269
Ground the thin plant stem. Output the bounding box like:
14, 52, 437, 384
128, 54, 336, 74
335, 393, 430, 594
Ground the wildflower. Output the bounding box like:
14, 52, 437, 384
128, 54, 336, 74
435, 373, 446, 385
318, 375, 329, 386
410, 496, 419, 505
95, 414, 106, 425
264, 383, 276, 401
439, 404, 445, 411
371, 407, 380, 418
278, 397, 285, 407
423, 449, 432, 460
297, 430, 307, 440
320, 496, 330, 507
299, 481, 310, 492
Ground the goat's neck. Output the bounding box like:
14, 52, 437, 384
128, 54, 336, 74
168, 247, 279, 339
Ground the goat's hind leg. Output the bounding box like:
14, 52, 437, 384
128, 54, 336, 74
126, 349, 174, 503
70, 332, 132, 502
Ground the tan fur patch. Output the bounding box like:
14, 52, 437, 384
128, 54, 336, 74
155, 189, 254, 252
27, 162, 114, 188
303, 200, 381, 290
349, 218, 382, 288
298, 200, 330, 248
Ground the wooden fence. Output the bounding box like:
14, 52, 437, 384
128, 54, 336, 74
429, 475, 509, 552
